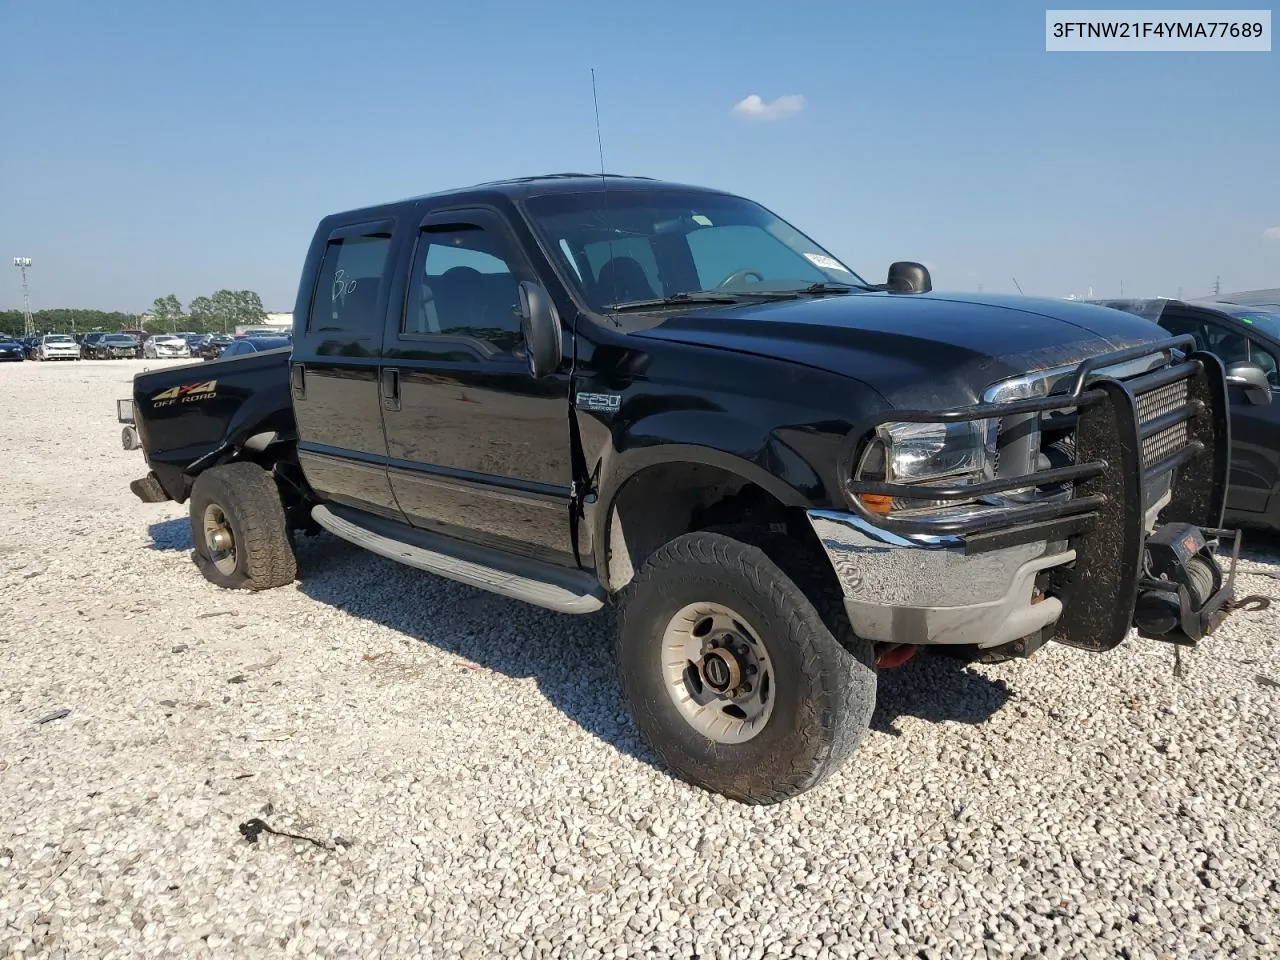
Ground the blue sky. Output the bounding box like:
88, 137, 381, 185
1, 0, 1276, 312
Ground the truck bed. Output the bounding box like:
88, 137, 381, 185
131, 347, 296, 502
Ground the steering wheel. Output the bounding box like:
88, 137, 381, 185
716, 268, 765, 289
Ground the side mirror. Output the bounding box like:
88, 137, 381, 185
1225, 361, 1273, 406
887, 261, 931, 294
517, 281, 563, 379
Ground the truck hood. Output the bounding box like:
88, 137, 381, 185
630, 290, 1170, 407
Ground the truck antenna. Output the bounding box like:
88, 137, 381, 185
591, 68, 620, 317
1012, 277, 1024, 295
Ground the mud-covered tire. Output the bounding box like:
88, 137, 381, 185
188, 462, 296, 591
616, 530, 876, 804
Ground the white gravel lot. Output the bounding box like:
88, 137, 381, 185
2, 358, 1279, 960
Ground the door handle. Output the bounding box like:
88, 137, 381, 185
380, 367, 401, 412
290, 363, 306, 400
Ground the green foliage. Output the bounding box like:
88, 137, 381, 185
150, 294, 186, 332
0, 308, 142, 337
0, 288, 272, 337
184, 289, 270, 333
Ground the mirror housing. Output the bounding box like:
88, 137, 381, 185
517, 281, 563, 379
887, 261, 931, 294
1225, 361, 1272, 406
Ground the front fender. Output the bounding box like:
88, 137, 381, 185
583, 409, 827, 585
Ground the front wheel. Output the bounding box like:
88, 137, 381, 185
617, 531, 876, 804
188, 462, 297, 590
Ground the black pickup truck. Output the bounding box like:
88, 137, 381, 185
118, 174, 1242, 803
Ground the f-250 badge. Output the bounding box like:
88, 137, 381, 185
575, 392, 621, 414
152, 380, 218, 408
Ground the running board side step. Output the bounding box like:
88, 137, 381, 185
310, 504, 605, 614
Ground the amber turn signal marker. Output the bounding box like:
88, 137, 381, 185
859, 494, 893, 514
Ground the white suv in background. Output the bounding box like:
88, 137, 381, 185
143, 335, 191, 359
37, 334, 81, 361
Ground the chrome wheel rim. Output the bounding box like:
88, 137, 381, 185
661, 601, 775, 744
202, 504, 237, 575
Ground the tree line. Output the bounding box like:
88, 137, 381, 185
149, 290, 271, 334
0, 289, 273, 337
0, 308, 141, 337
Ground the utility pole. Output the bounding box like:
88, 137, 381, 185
1120, 279, 1125, 297
1177, 286, 1183, 300
1213, 275, 1221, 296
12, 257, 34, 336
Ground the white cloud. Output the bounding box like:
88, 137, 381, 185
731, 94, 805, 120
1263, 226, 1280, 240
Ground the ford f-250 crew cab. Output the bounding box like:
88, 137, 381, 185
118, 174, 1242, 803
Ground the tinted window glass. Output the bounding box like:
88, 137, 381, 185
524, 190, 864, 311
403, 223, 523, 356
308, 232, 392, 334
1251, 341, 1279, 385
1201, 322, 1252, 366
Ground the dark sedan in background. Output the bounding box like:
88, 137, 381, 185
199, 334, 236, 361
0, 334, 25, 360
1099, 298, 1280, 532
85, 333, 142, 359
215, 336, 292, 359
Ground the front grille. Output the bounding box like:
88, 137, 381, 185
1134, 377, 1191, 467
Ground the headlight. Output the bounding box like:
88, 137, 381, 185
853, 419, 993, 516
878, 420, 990, 483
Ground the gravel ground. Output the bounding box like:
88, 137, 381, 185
2, 358, 1279, 960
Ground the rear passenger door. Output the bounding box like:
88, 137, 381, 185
380, 207, 576, 565
291, 220, 402, 520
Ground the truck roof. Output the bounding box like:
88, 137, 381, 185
329, 174, 735, 225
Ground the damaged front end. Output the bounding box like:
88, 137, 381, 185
810, 334, 1242, 659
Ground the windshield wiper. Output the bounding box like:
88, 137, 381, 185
792, 282, 864, 295
606, 292, 754, 311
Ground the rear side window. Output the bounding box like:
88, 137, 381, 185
308, 230, 392, 335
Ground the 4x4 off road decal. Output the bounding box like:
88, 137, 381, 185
151, 380, 218, 408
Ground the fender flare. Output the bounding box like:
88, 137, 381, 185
585, 412, 827, 588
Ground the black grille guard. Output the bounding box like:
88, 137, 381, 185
842, 335, 1232, 554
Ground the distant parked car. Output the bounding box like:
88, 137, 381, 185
199, 334, 235, 361
0, 334, 25, 361
143, 334, 191, 359
35, 334, 81, 361
216, 336, 292, 359
1098, 298, 1280, 532
87, 333, 142, 359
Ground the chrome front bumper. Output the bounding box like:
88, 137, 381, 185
807, 510, 1074, 649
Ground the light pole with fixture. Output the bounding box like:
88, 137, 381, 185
12, 257, 34, 337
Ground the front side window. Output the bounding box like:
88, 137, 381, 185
523, 189, 865, 311
308, 231, 392, 335
402, 220, 524, 356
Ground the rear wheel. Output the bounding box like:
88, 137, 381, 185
617, 530, 876, 803
188, 462, 296, 590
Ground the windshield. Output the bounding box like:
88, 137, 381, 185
45, 335, 74, 343
1223, 308, 1280, 339
103, 335, 134, 343
522, 189, 866, 311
